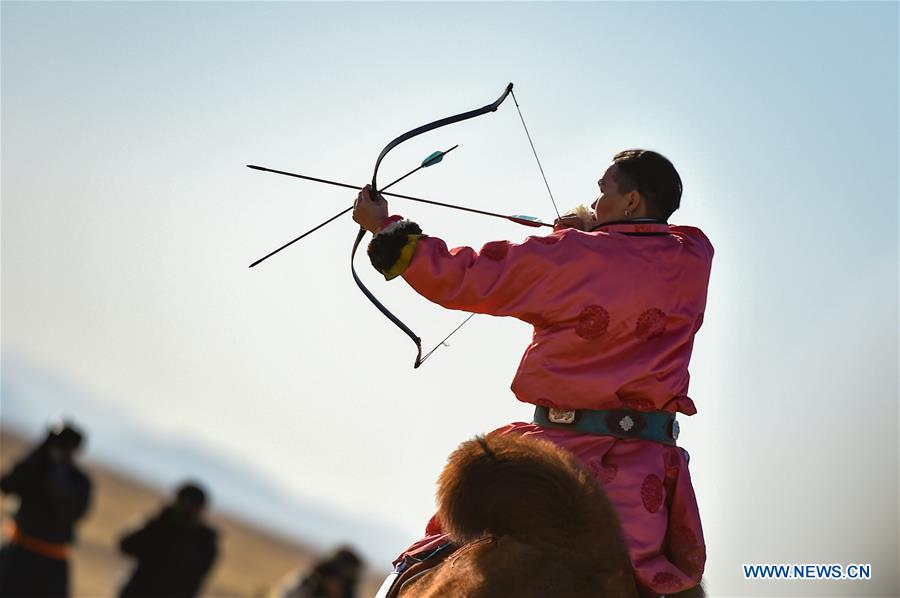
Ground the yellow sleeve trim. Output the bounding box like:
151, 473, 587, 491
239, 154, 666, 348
383, 234, 423, 280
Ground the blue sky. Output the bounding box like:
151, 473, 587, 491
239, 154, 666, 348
2, 2, 898, 595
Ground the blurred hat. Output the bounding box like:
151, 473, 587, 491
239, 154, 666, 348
49, 420, 85, 450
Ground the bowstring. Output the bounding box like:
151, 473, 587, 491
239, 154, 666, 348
418, 313, 477, 365
423, 87, 556, 364
510, 88, 561, 220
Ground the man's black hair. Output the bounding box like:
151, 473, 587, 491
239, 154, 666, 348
613, 149, 682, 219
176, 482, 208, 508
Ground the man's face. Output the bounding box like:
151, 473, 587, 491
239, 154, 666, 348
591, 163, 631, 225
176, 498, 204, 522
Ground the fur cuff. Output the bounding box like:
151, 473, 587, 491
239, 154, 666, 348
368, 219, 425, 280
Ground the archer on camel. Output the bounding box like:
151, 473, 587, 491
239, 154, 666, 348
354, 149, 712, 597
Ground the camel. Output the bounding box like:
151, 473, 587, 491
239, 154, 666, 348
388, 433, 642, 597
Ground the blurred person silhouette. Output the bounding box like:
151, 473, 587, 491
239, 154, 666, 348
0, 421, 92, 597
281, 546, 363, 598
118, 481, 218, 598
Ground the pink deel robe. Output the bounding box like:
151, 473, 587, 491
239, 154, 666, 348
394, 221, 713, 595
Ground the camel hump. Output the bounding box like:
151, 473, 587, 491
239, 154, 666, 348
435, 434, 620, 546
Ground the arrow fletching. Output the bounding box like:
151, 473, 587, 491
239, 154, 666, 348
421, 144, 459, 167
507, 214, 545, 227
421, 151, 445, 167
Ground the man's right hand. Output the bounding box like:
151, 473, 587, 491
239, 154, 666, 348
553, 214, 587, 232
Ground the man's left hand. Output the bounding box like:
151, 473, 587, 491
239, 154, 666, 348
353, 185, 389, 233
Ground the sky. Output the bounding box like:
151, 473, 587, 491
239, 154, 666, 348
2, 2, 898, 596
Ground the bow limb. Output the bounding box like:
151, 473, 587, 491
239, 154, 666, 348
352, 83, 516, 369
371, 83, 513, 192
350, 228, 424, 367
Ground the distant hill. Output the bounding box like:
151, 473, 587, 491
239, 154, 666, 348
0, 427, 387, 597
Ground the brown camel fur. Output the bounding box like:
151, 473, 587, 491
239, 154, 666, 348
398, 434, 639, 598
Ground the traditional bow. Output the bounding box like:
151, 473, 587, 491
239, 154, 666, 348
351, 82, 560, 368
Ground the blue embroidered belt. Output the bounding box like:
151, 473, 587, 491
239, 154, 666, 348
533, 406, 679, 446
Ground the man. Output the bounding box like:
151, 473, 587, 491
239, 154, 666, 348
0, 422, 92, 597
355, 149, 711, 597
118, 482, 218, 598
282, 546, 364, 598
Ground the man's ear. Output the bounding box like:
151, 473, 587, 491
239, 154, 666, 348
625, 190, 643, 213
